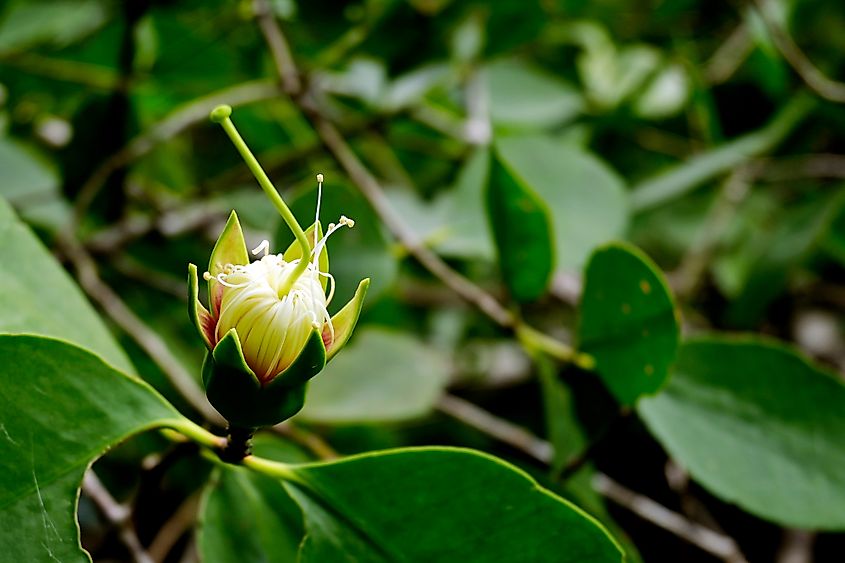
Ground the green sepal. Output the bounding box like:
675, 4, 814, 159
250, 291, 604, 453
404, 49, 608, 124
284, 221, 328, 291
325, 278, 370, 362
266, 328, 328, 389
208, 210, 249, 315
203, 329, 326, 427
188, 263, 214, 350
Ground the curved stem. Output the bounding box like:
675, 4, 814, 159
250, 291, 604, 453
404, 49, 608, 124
164, 418, 226, 450
515, 324, 595, 370
211, 105, 311, 293
242, 454, 304, 484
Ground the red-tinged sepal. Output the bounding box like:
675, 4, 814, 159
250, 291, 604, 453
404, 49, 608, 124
188, 264, 216, 350
323, 278, 369, 362
207, 210, 249, 316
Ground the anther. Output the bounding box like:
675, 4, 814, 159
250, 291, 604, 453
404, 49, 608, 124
316, 173, 324, 183
203, 272, 212, 281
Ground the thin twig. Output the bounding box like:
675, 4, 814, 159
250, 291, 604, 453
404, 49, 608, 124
593, 474, 748, 563
272, 423, 339, 460
436, 393, 748, 563
253, 0, 301, 95
309, 114, 515, 327
672, 166, 752, 299
775, 529, 815, 563
437, 394, 554, 463
147, 494, 201, 563
704, 24, 753, 85
57, 236, 224, 425
754, 0, 845, 103
86, 203, 224, 255
83, 470, 154, 563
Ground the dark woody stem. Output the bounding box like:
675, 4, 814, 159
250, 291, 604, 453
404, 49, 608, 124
219, 425, 256, 463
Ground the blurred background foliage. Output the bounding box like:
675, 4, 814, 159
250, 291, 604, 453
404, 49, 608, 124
1, 0, 844, 561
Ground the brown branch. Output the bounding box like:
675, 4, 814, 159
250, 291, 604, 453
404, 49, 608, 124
147, 494, 201, 563
593, 474, 748, 563
776, 529, 815, 563
83, 470, 153, 563
436, 393, 748, 563
253, 0, 301, 96
704, 24, 753, 85
309, 114, 516, 328
754, 0, 845, 103
272, 423, 339, 460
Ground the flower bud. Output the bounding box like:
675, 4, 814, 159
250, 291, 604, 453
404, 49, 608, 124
189, 211, 368, 427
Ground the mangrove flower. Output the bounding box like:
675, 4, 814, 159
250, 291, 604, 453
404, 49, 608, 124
189, 106, 368, 428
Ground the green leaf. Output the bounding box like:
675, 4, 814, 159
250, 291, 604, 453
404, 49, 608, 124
299, 329, 450, 424
630, 95, 814, 212
388, 149, 493, 261
198, 467, 304, 563
639, 337, 845, 529
487, 148, 555, 302
0, 0, 109, 54
578, 243, 679, 405
485, 59, 583, 129
494, 135, 628, 271
0, 197, 134, 373
0, 335, 184, 562
537, 358, 587, 474
285, 447, 624, 562
0, 138, 58, 203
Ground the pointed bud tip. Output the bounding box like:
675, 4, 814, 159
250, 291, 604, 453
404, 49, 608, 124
210, 105, 232, 123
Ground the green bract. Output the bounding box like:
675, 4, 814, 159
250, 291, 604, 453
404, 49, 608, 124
189, 211, 369, 427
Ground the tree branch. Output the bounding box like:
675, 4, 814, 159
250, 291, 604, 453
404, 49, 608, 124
83, 470, 154, 563
754, 0, 845, 103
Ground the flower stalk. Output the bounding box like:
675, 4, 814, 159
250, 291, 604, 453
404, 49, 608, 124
210, 104, 310, 294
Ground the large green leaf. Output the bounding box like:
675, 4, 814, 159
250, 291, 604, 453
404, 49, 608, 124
487, 150, 554, 302
485, 59, 583, 130
0, 197, 134, 373
198, 467, 304, 563
639, 337, 845, 529
0, 138, 58, 203
0, 335, 185, 562
388, 149, 493, 261
578, 243, 679, 405
494, 136, 628, 271
285, 447, 624, 562
0, 0, 109, 54
299, 329, 450, 424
